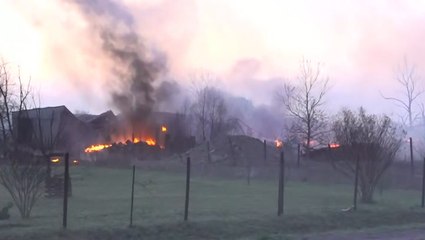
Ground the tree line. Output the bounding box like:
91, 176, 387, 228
0, 56, 422, 218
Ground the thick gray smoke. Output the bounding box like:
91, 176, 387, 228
154, 80, 185, 112
60, 0, 282, 139
66, 0, 166, 123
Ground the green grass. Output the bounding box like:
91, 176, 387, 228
1, 165, 425, 239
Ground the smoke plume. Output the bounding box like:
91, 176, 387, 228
65, 0, 166, 123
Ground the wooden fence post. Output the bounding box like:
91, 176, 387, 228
297, 144, 301, 168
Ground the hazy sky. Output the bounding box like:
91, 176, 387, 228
1, 0, 425, 116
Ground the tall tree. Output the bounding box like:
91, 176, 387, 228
279, 59, 330, 154
191, 73, 232, 141
0, 60, 46, 219
382, 59, 423, 127
191, 73, 215, 141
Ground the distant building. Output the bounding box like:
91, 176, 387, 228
75, 110, 117, 143
12, 106, 196, 158
12, 106, 95, 155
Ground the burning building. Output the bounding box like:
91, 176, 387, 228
12, 105, 195, 164
78, 111, 195, 157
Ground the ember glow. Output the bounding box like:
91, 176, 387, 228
161, 126, 167, 133
51, 158, 60, 164
131, 137, 156, 146
84, 144, 112, 153
329, 143, 341, 149
275, 139, 283, 149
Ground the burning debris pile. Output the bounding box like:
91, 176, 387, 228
80, 116, 170, 164
83, 124, 166, 155
77, 110, 195, 165
83, 123, 167, 154
83, 141, 164, 166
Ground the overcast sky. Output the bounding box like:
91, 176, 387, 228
1, 0, 425, 117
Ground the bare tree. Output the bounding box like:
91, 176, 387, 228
191, 73, 215, 141
382, 59, 423, 127
279, 59, 330, 155
0, 152, 46, 218
331, 107, 404, 203
0, 60, 46, 219
0, 60, 31, 157
206, 88, 227, 139
191, 73, 232, 141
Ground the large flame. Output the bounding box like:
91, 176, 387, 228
132, 137, 156, 146
145, 138, 156, 146
84, 144, 112, 153
84, 137, 158, 154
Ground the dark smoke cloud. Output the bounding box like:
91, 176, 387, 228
154, 80, 184, 112
65, 0, 167, 122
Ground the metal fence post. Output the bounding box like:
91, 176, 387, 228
130, 165, 135, 227
63, 153, 69, 229
353, 155, 360, 211
422, 157, 425, 208
410, 137, 414, 175
278, 151, 285, 216
184, 156, 191, 221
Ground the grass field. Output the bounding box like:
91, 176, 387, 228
1, 164, 425, 239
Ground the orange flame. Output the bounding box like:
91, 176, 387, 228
145, 138, 156, 146
161, 126, 167, 133
84, 136, 159, 154
84, 144, 112, 153
275, 139, 283, 149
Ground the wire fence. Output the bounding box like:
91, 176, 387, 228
1, 141, 425, 235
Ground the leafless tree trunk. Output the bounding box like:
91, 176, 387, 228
278, 59, 330, 155
382, 59, 423, 128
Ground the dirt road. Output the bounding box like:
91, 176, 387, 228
304, 226, 425, 240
